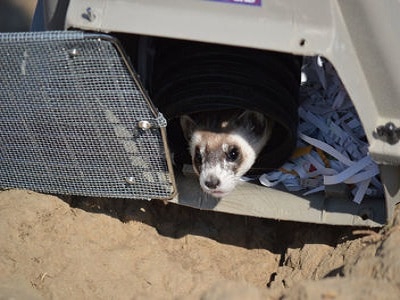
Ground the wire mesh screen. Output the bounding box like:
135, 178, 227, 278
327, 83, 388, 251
0, 31, 175, 199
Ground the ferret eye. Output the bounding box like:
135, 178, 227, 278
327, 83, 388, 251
194, 147, 202, 164
226, 147, 239, 162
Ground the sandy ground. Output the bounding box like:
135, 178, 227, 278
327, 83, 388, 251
1, 189, 400, 299
1, 1, 400, 299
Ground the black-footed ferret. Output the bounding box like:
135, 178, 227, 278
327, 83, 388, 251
180, 109, 273, 198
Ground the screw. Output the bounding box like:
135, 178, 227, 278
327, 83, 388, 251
82, 7, 96, 22
125, 177, 135, 184
376, 122, 400, 145
68, 48, 79, 58
138, 120, 151, 130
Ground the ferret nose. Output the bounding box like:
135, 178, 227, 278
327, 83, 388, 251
205, 176, 220, 189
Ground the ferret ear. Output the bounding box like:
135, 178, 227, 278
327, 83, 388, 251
237, 110, 268, 134
180, 115, 197, 141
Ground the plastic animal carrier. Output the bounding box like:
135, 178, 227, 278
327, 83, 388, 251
1, 0, 399, 227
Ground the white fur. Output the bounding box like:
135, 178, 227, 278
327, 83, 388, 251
199, 163, 236, 198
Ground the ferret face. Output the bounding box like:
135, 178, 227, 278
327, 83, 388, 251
189, 130, 257, 198
181, 110, 272, 198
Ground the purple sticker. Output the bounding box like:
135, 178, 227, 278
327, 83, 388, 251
207, 0, 261, 6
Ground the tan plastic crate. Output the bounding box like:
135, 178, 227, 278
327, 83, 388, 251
30, 0, 400, 226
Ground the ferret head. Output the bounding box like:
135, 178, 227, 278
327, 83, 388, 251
180, 110, 272, 198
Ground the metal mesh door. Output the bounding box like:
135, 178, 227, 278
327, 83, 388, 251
0, 31, 175, 199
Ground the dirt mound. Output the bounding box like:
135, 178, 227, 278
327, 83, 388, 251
0, 189, 399, 299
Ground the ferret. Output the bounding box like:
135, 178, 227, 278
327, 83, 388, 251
180, 109, 273, 198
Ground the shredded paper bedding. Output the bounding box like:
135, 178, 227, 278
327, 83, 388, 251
257, 57, 383, 204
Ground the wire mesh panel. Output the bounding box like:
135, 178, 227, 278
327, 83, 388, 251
0, 31, 175, 199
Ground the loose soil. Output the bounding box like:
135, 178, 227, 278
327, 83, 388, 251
1, 189, 399, 299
